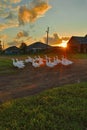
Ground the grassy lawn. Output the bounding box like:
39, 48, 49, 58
68, 53, 87, 59
0, 55, 29, 74
0, 58, 13, 74
0, 82, 87, 130
0, 58, 17, 74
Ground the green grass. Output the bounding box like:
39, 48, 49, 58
0, 59, 13, 73
0, 58, 18, 74
0, 55, 28, 74
0, 82, 87, 130
68, 53, 87, 59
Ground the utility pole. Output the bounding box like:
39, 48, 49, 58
46, 27, 49, 46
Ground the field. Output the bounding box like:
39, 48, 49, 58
0, 83, 87, 130
0, 53, 87, 129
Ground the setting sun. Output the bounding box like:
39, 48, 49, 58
58, 40, 68, 48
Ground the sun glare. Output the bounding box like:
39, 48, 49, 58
58, 40, 68, 48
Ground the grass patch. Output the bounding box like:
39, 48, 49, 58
68, 53, 87, 59
0, 58, 17, 74
0, 82, 87, 130
0, 55, 28, 74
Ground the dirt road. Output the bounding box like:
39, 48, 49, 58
0, 59, 87, 103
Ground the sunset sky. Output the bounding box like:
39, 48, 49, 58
0, 0, 87, 48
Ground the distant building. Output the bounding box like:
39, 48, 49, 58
26, 42, 51, 53
67, 35, 87, 53
4, 46, 20, 55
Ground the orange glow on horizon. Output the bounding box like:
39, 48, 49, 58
57, 40, 68, 48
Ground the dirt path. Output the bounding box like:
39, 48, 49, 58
0, 59, 87, 103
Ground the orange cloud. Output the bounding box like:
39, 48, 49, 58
42, 33, 62, 45
0, 22, 18, 31
16, 30, 29, 39
42, 33, 70, 46
0, 34, 8, 40
18, 0, 51, 25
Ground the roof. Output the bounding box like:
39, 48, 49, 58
70, 35, 87, 44
5, 46, 20, 51
27, 42, 51, 50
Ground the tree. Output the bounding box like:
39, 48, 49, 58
19, 42, 27, 54
0, 40, 3, 54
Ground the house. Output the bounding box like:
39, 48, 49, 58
67, 35, 87, 53
26, 42, 51, 53
4, 46, 20, 55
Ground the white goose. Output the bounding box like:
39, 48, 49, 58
53, 56, 61, 66
12, 58, 17, 67
61, 56, 73, 66
38, 56, 44, 66
55, 56, 62, 64
46, 57, 55, 68
16, 59, 24, 64
32, 58, 40, 68
12, 58, 25, 68
64, 57, 73, 65
25, 56, 32, 63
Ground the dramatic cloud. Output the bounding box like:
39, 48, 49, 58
0, 0, 52, 47
0, 0, 51, 31
16, 30, 29, 39
0, 0, 21, 31
0, 21, 18, 31
0, 34, 8, 40
15, 31, 35, 46
61, 37, 70, 41
0, 12, 18, 31
24, 36, 33, 45
5, 12, 16, 20
18, 0, 51, 25
0, 0, 20, 18
7, 40, 19, 47
10, 36, 33, 47
42, 33, 62, 45
7, 38, 23, 47
42, 33, 70, 45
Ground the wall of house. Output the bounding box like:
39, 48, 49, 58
67, 38, 87, 53
67, 39, 80, 53
82, 44, 87, 53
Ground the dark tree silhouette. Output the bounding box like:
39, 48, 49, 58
0, 40, 3, 54
19, 42, 27, 54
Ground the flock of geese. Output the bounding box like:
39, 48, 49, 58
12, 55, 73, 69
